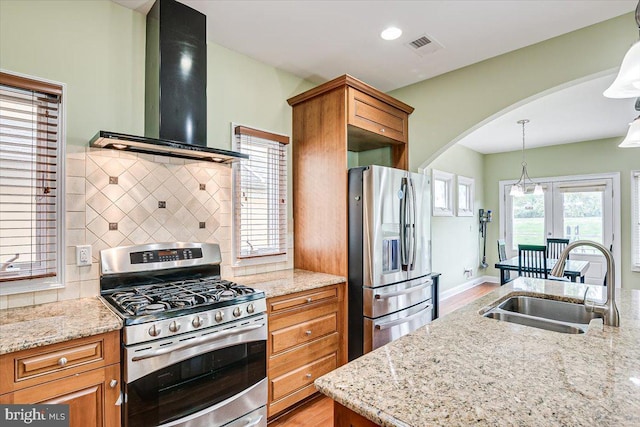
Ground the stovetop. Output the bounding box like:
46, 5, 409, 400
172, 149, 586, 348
101, 277, 265, 325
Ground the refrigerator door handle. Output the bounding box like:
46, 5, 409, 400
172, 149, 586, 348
408, 177, 417, 270
374, 304, 433, 330
400, 177, 409, 267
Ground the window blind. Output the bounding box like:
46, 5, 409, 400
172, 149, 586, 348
0, 72, 62, 283
233, 125, 288, 260
633, 171, 640, 270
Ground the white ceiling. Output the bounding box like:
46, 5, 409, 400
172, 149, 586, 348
111, 0, 638, 152
457, 74, 637, 153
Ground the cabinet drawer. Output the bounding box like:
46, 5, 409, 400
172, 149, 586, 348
348, 87, 407, 143
271, 353, 336, 401
269, 332, 339, 378
271, 313, 337, 354
0, 331, 119, 394
17, 342, 102, 381
269, 287, 337, 313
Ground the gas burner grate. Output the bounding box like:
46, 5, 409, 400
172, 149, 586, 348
104, 277, 258, 316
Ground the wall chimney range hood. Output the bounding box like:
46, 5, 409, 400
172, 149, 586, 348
90, 0, 246, 164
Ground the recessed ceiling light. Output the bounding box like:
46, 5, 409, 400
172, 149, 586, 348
380, 27, 402, 41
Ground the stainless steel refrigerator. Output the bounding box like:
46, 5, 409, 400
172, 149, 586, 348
348, 165, 433, 360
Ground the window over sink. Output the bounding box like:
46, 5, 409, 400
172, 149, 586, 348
0, 71, 65, 294
632, 171, 640, 272
231, 124, 288, 265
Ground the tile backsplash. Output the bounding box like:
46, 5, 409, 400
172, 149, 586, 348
1, 147, 292, 309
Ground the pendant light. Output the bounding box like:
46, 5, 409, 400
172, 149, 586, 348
509, 119, 543, 197
619, 99, 640, 147
603, 2, 640, 98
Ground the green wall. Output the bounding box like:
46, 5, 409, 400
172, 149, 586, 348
389, 12, 636, 172
0, 0, 146, 150
0, 0, 313, 227
427, 144, 485, 294
484, 137, 639, 289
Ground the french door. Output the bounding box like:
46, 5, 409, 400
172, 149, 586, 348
503, 176, 615, 285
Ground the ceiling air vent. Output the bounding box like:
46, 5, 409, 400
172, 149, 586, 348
409, 36, 431, 49
405, 33, 443, 57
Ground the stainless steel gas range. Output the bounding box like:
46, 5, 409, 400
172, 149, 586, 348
99, 242, 267, 427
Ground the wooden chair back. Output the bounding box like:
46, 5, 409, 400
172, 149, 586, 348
546, 238, 570, 259
497, 239, 508, 262
518, 244, 548, 279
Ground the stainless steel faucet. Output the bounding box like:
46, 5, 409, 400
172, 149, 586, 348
550, 240, 619, 327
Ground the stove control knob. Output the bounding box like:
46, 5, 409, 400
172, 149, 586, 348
246, 303, 255, 314
192, 316, 203, 328
148, 324, 161, 337
169, 321, 180, 333
233, 307, 242, 318
215, 311, 224, 322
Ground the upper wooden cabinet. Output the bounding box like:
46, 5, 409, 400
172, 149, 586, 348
288, 74, 413, 170
287, 75, 413, 277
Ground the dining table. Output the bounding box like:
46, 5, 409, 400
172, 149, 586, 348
494, 257, 590, 285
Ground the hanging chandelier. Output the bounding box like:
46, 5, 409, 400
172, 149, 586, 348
603, 1, 640, 98
509, 119, 543, 197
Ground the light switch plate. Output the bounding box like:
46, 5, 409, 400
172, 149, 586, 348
76, 245, 92, 266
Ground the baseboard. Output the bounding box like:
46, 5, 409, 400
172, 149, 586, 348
440, 275, 500, 301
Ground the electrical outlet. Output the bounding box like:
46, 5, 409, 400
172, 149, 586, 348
76, 245, 92, 266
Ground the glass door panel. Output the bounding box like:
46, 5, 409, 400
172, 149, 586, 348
551, 179, 613, 285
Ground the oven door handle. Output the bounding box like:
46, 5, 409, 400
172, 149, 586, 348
131, 323, 265, 361
374, 304, 432, 331
244, 415, 264, 427
374, 281, 432, 300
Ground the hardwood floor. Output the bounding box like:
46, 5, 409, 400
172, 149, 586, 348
267, 282, 500, 426
439, 282, 500, 316
268, 394, 333, 427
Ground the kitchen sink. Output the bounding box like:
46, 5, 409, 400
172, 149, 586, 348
483, 296, 602, 334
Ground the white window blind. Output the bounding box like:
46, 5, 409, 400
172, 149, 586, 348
632, 171, 640, 271
233, 125, 288, 260
0, 72, 62, 284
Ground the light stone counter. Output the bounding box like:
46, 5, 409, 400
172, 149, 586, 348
228, 268, 346, 299
315, 278, 640, 426
0, 297, 122, 355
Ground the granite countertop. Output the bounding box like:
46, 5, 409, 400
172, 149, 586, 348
315, 278, 640, 426
229, 268, 346, 299
0, 297, 123, 355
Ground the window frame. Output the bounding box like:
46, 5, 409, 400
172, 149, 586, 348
0, 70, 66, 295
231, 123, 288, 267
431, 169, 454, 217
632, 170, 640, 272
457, 175, 474, 217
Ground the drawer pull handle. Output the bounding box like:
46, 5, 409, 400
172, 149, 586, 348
305, 373, 312, 379
305, 330, 312, 336
306, 297, 312, 303
380, 128, 385, 133
57, 357, 68, 367
109, 379, 118, 388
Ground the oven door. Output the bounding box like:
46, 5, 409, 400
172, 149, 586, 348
123, 315, 267, 427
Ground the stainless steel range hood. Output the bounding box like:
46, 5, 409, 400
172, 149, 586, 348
90, 0, 246, 164
90, 131, 248, 164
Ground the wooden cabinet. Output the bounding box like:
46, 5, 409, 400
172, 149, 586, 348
0, 331, 121, 427
267, 284, 346, 418
287, 74, 413, 278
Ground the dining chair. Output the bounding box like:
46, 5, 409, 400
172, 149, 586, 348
497, 239, 507, 262
518, 244, 548, 279
546, 238, 570, 260
497, 239, 513, 283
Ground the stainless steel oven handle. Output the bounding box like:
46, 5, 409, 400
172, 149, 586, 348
244, 415, 264, 427
131, 323, 265, 361
374, 281, 432, 300
374, 305, 432, 330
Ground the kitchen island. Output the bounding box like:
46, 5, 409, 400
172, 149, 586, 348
315, 278, 640, 426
